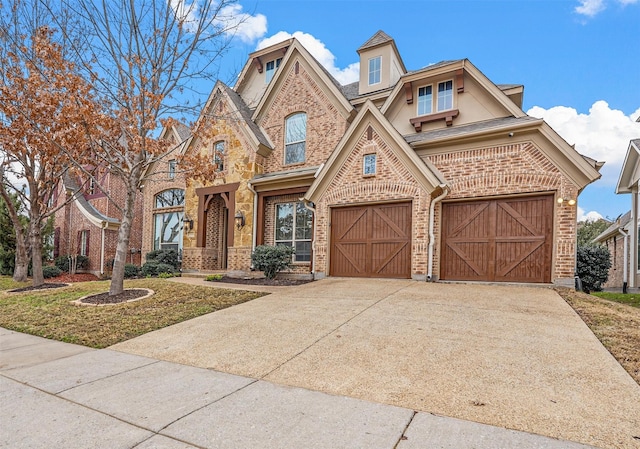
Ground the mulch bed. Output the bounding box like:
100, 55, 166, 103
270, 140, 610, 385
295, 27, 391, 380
79, 289, 150, 305
214, 276, 313, 286
8, 273, 100, 293
10, 283, 69, 292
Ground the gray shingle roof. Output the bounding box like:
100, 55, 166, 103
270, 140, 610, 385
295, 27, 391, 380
221, 83, 271, 149
173, 122, 191, 142
357, 30, 393, 52
63, 173, 120, 225
404, 116, 541, 145
594, 211, 629, 242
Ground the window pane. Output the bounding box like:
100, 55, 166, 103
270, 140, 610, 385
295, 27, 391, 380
285, 113, 306, 144
363, 154, 376, 175
285, 142, 305, 165
214, 141, 224, 171
295, 203, 313, 239
417, 86, 432, 115
154, 211, 183, 250
295, 241, 311, 262
155, 189, 185, 208
437, 80, 453, 111
368, 56, 381, 85
275, 203, 294, 241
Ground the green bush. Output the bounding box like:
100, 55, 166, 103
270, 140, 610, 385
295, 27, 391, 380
124, 264, 140, 279
251, 245, 295, 279
42, 265, 62, 279
576, 245, 611, 293
205, 274, 223, 282
141, 261, 175, 277
158, 272, 174, 279
54, 255, 89, 272
145, 249, 179, 269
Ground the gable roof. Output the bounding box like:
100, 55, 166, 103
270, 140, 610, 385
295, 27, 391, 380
357, 30, 394, 52
62, 173, 120, 230
380, 59, 525, 119
304, 100, 446, 203
251, 39, 355, 123
616, 139, 640, 194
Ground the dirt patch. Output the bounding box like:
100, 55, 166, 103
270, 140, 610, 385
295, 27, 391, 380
557, 287, 640, 385
211, 276, 313, 287
77, 289, 152, 305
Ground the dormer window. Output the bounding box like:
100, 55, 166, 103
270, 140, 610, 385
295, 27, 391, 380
265, 58, 282, 83
368, 56, 381, 86
437, 80, 453, 111
417, 85, 433, 116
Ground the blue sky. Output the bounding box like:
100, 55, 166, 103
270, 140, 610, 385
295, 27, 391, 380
210, 0, 640, 221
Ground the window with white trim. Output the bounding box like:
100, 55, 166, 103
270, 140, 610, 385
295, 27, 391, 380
265, 58, 282, 83
417, 85, 433, 116
213, 141, 224, 172
284, 113, 306, 165
363, 154, 377, 176
275, 202, 312, 262
79, 230, 89, 256
437, 80, 453, 111
368, 56, 381, 85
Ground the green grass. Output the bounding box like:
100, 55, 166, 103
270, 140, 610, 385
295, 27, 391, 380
591, 291, 640, 308
0, 277, 30, 291
0, 277, 266, 348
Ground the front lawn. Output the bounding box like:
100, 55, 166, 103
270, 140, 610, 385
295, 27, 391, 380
591, 291, 640, 308
558, 288, 640, 385
0, 277, 266, 348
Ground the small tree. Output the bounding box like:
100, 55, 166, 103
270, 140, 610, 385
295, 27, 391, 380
576, 245, 611, 293
251, 245, 295, 279
577, 218, 610, 247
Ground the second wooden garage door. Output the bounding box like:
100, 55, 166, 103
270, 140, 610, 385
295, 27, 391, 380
330, 203, 411, 278
441, 195, 553, 283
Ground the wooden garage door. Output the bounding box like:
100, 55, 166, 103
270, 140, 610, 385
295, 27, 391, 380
330, 203, 411, 278
441, 195, 553, 283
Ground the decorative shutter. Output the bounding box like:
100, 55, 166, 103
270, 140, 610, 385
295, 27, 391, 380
85, 230, 90, 258
54, 228, 60, 258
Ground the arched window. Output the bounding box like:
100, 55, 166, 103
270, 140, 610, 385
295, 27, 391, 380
153, 189, 185, 252
213, 141, 224, 172
285, 113, 306, 165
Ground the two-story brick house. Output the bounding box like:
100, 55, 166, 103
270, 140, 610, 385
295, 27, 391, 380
162, 30, 602, 286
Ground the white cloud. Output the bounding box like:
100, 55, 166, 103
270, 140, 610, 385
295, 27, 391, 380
575, 0, 606, 16
527, 101, 640, 186
257, 31, 359, 85
219, 4, 267, 43
575, 0, 639, 16
577, 207, 604, 222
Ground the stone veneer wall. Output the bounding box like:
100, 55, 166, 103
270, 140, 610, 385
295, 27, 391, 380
425, 142, 579, 284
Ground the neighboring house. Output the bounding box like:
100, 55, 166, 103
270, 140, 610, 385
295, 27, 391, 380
166, 30, 603, 285
54, 169, 143, 277
595, 139, 640, 290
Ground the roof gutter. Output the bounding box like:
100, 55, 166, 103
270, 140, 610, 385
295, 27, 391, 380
619, 228, 629, 294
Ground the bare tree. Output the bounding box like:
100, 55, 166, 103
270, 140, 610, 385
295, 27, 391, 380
42, 0, 244, 295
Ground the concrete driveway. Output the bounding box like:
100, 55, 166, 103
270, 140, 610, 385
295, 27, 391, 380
111, 278, 640, 449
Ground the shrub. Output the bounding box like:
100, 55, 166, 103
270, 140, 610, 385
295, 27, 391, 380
42, 265, 62, 279
54, 255, 88, 272
576, 245, 611, 293
145, 249, 179, 269
251, 245, 295, 279
205, 274, 223, 282
124, 264, 140, 279
158, 272, 174, 279
141, 261, 175, 277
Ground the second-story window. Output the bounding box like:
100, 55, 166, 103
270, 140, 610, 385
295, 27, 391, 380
285, 113, 306, 165
168, 159, 176, 179
437, 80, 453, 111
265, 58, 282, 83
417, 85, 433, 116
368, 56, 381, 85
213, 141, 224, 172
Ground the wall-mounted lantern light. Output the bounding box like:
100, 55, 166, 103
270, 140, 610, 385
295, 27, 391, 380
182, 214, 194, 230
557, 197, 576, 206
234, 211, 245, 230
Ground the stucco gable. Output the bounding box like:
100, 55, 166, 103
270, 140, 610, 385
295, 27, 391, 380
616, 139, 640, 194
304, 100, 446, 203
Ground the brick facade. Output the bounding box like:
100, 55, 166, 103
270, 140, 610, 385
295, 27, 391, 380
426, 142, 579, 283
602, 235, 627, 289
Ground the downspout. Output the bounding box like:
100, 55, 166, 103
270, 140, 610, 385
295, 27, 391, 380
301, 199, 316, 275
619, 228, 629, 294
247, 182, 258, 268
427, 185, 449, 282
100, 223, 106, 276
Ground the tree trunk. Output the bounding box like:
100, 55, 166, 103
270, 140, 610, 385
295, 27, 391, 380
30, 221, 44, 286
109, 185, 137, 296
12, 231, 29, 282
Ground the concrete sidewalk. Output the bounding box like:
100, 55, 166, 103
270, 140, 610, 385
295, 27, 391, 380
1, 328, 596, 449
